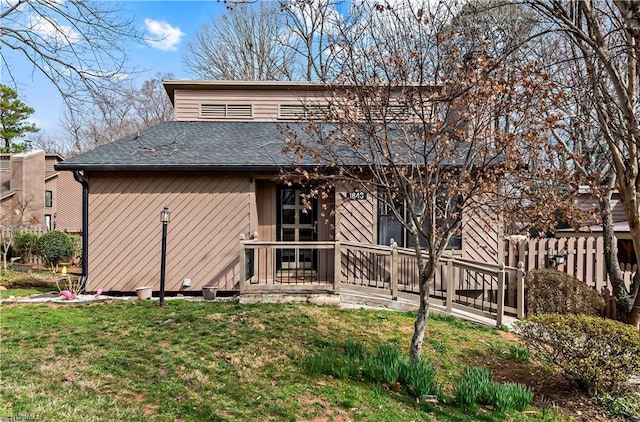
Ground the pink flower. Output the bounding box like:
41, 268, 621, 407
94, 288, 103, 298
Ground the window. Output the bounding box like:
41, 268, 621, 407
44, 214, 52, 231
377, 193, 462, 250
45, 190, 53, 208
200, 104, 253, 119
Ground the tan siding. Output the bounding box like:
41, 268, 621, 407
87, 172, 250, 292
338, 186, 375, 243
462, 207, 500, 264
256, 180, 276, 241
575, 193, 626, 224
55, 171, 83, 233
44, 156, 57, 173
174, 89, 325, 122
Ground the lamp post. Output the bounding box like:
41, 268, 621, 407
159, 207, 171, 307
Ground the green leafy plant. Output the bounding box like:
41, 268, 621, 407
400, 357, 438, 398
516, 314, 640, 395
455, 366, 533, 412
596, 392, 640, 421
34, 231, 74, 271
493, 382, 534, 412
455, 366, 493, 406
525, 269, 604, 316
363, 344, 404, 385
12, 232, 39, 261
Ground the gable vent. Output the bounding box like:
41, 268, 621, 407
279, 104, 330, 120
200, 104, 253, 119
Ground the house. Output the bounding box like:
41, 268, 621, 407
1, 149, 82, 234
557, 187, 635, 265
55, 81, 503, 294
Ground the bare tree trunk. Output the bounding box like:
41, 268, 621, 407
600, 177, 630, 319
409, 260, 435, 361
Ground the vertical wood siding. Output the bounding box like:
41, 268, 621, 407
87, 172, 250, 292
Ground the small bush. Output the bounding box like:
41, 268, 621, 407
516, 314, 640, 395
34, 230, 74, 270
525, 269, 604, 316
12, 232, 39, 261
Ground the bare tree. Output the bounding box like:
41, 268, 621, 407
281, 0, 348, 81
1, 0, 141, 111
184, 2, 295, 80
133, 73, 175, 127
526, 0, 640, 326
61, 74, 174, 154
0, 197, 34, 270
283, 0, 569, 359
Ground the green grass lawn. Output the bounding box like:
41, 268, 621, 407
0, 287, 54, 299
0, 300, 567, 421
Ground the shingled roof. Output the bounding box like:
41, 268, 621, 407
55, 121, 307, 172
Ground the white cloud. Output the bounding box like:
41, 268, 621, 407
29, 15, 80, 46
144, 18, 184, 52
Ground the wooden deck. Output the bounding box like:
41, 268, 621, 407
239, 236, 525, 328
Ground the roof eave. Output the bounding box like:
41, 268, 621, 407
54, 163, 315, 172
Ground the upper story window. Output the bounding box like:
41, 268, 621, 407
200, 104, 253, 119
45, 190, 53, 208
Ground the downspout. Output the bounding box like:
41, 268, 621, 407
73, 170, 89, 293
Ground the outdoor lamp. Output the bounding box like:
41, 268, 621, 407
554, 250, 567, 265
160, 207, 171, 223
159, 206, 171, 307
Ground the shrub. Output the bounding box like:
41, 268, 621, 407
34, 231, 74, 270
525, 269, 604, 316
12, 232, 39, 261
516, 314, 640, 395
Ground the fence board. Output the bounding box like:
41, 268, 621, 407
504, 236, 633, 291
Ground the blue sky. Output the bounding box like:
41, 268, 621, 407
6, 1, 230, 138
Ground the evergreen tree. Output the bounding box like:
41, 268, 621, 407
0, 85, 39, 152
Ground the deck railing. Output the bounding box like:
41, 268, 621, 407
240, 234, 525, 326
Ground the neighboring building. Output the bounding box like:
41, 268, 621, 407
1, 150, 82, 234
558, 187, 635, 265
55, 81, 502, 293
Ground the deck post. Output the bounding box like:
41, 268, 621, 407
239, 234, 247, 295
334, 240, 341, 293
251, 232, 259, 283
517, 261, 525, 319
496, 263, 506, 327
445, 252, 454, 313
390, 240, 398, 300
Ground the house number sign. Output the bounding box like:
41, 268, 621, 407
347, 191, 367, 200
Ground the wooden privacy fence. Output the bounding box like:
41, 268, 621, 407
240, 234, 525, 327
503, 236, 635, 293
